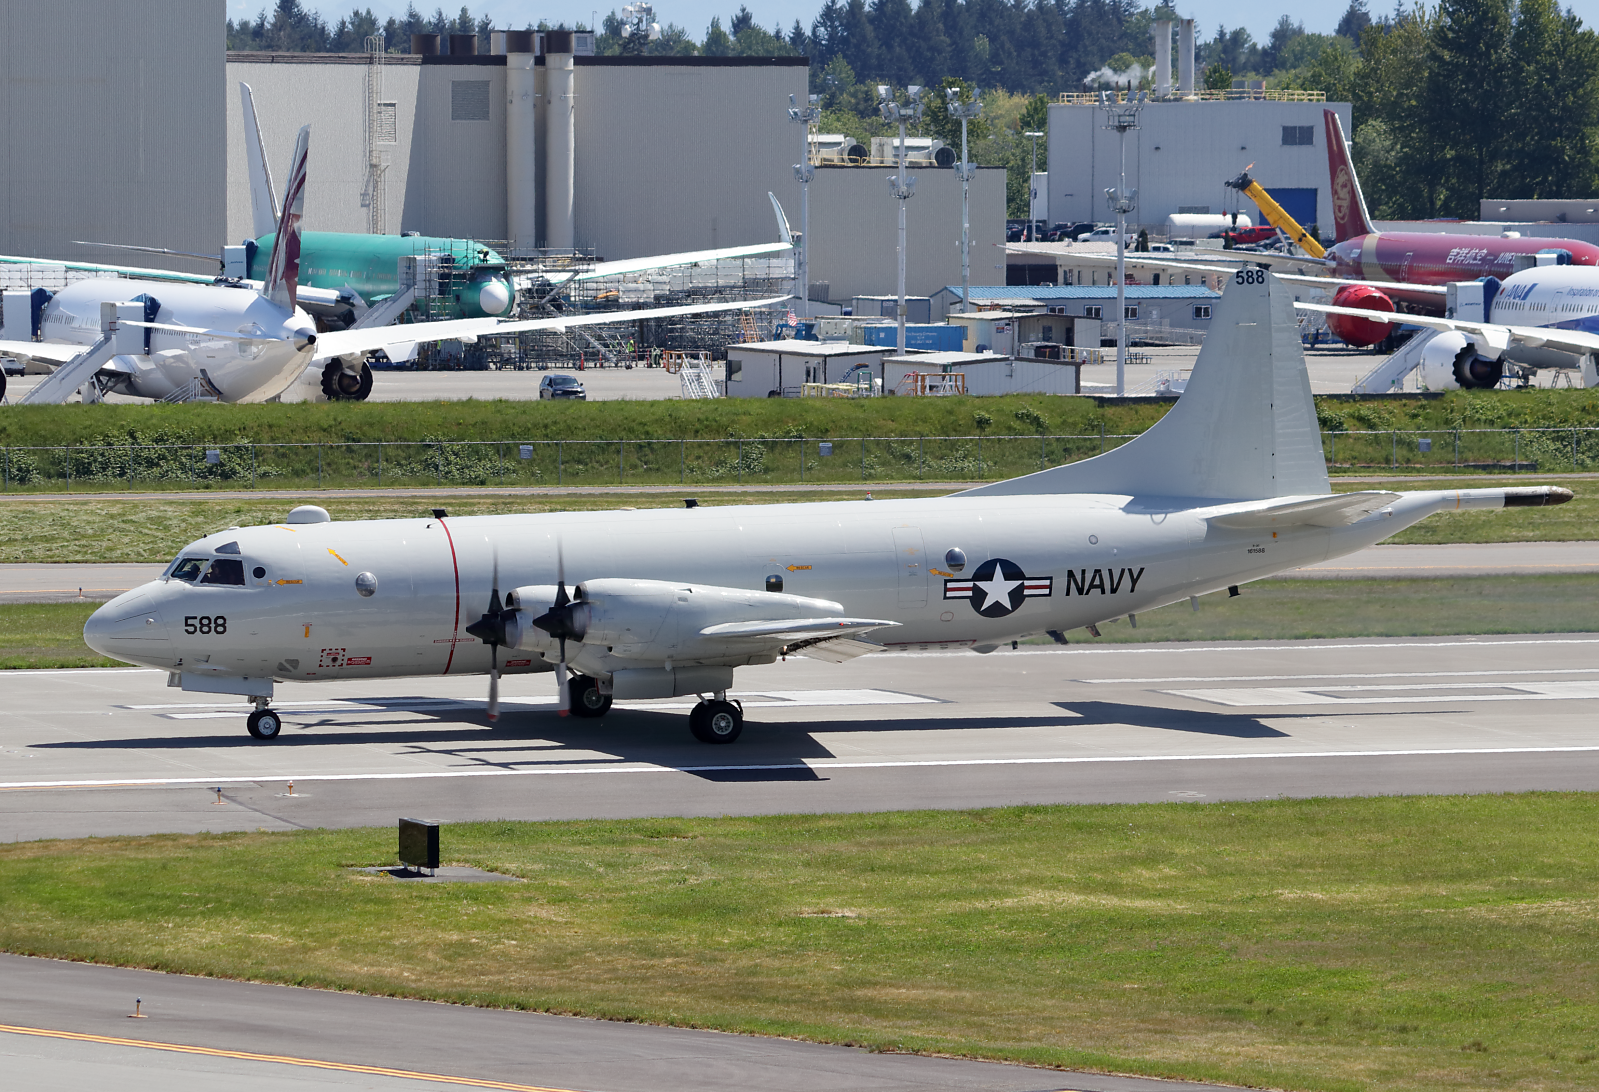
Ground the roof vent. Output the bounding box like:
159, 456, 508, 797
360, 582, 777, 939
286, 505, 332, 524
214, 541, 241, 554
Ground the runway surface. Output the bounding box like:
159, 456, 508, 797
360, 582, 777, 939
4, 633, 1596, 842
3, 541, 1594, 603
0, 955, 1225, 1092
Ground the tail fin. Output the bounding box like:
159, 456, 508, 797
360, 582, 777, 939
961, 271, 1328, 503
1324, 109, 1374, 243
261, 125, 309, 312
240, 83, 281, 240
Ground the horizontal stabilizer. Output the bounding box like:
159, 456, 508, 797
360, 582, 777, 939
350, 286, 418, 330
1206, 491, 1400, 528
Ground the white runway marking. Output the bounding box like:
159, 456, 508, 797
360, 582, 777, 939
1168, 680, 1599, 707
880, 637, 1599, 658
5, 744, 1599, 791
1089, 668, 1599, 684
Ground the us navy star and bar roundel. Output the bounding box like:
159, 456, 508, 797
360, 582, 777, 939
943, 558, 1146, 618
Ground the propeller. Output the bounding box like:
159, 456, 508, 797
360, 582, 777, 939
463, 551, 509, 722
530, 541, 582, 716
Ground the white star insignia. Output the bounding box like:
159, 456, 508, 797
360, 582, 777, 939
972, 570, 1022, 610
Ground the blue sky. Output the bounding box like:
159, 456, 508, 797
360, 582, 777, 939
232, 1, 1599, 54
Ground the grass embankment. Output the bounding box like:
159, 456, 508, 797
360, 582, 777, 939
0, 603, 115, 668
11, 575, 1595, 669
0, 389, 1595, 493
4, 796, 1596, 1091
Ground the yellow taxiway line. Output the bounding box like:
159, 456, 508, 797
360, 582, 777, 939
0, 1023, 586, 1092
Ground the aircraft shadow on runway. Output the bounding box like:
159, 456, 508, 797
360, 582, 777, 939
30, 698, 1446, 781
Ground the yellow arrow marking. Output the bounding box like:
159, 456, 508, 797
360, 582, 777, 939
328, 549, 348, 566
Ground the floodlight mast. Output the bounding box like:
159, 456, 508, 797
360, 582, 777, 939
788, 93, 821, 319
1023, 130, 1044, 241
880, 85, 922, 355
1100, 89, 1143, 397
948, 88, 982, 314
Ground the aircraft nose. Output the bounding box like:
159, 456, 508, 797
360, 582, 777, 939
84, 590, 171, 661
478, 279, 513, 316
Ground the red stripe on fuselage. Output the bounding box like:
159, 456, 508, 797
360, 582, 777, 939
437, 518, 461, 674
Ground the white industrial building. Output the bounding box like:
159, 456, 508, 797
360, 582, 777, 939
0, 0, 225, 271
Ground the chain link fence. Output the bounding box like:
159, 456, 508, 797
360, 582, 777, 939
1, 428, 1594, 493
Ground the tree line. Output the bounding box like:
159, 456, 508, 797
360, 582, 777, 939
227, 0, 1599, 221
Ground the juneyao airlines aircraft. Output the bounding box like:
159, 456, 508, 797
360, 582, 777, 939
0, 128, 785, 405
82, 268, 1573, 744
1055, 109, 1599, 354
1300, 262, 1599, 389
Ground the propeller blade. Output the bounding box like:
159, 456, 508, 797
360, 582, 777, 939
487, 646, 500, 723
557, 637, 570, 716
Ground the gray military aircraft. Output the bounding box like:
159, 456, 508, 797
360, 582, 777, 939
83, 268, 1572, 743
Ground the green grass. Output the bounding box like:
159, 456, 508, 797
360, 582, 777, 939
4, 795, 1597, 1091
1076, 574, 1599, 643
7, 575, 1593, 670
0, 602, 117, 668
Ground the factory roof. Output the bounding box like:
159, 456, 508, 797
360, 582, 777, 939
943, 285, 1219, 301
729, 340, 887, 356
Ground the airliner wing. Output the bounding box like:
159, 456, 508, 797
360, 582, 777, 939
1275, 272, 1446, 298
311, 295, 791, 362
1295, 302, 1599, 357
514, 192, 793, 291
0, 254, 214, 285
0, 340, 86, 364
1048, 248, 1331, 277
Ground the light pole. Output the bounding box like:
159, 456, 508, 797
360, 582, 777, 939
879, 84, 922, 355
787, 93, 820, 319
1100, 90, 1143, 397
948, 87, 982, 315
1023, 130, 1044, 240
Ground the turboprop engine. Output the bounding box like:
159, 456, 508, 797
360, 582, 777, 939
1325, 283, 1395, 347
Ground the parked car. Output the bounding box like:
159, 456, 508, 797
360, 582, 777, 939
1, 356, 25, 377
1084, 226, 1137, 246
1046, 222, 1095, 242
539, 374, 586, 400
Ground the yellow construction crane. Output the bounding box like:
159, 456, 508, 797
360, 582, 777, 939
1224, 166, 1325, 259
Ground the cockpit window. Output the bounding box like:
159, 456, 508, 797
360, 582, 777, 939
169, 557, 208, 583
200, 558, 246, 586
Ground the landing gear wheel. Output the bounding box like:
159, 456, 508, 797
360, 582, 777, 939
689, 699, 742, 744
246, 709, 282, 740
321, 360, 374, 401
567, 675, 613, 718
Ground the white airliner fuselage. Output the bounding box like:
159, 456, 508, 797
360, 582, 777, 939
38, 279, 317, 402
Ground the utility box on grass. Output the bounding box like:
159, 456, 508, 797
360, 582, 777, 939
398, 817, 440, 873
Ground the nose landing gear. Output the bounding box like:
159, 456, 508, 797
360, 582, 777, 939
246, 697, 282, 740
689, 694, 743, 744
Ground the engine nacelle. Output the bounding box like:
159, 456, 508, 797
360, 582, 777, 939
1417, 331, 1471, 390
1451, 343, 1505, 389
1326, 283, 1396, 347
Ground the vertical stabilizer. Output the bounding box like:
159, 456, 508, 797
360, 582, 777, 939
961, 271, 1328, 502
240, 83, 281, 240
1324, 109, 1374, 243
261, 125, 309, 312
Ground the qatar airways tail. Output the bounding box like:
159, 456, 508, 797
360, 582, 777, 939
1324, 112, 1376, 244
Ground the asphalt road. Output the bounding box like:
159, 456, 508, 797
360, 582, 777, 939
4, 633, 1597, 842
0, 954, 1226, 1092
3, 541, 1594, 603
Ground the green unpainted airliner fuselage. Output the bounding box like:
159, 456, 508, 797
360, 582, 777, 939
248, 232, 516, 319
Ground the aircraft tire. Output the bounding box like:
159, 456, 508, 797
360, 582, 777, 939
689, 699, 742, 744
567, 675, 612, 718
246, 709, 282, 740
322, 360, 374, 401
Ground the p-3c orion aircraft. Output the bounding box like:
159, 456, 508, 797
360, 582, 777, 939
83, 269, 1573, 743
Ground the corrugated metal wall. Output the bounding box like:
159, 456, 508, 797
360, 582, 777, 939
1048, 101, 1354, 235
0, 0, 224, 271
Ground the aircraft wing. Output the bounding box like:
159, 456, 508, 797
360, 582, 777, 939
1048, 249, 1331, 277
1206, 491, 1404, 529
311, 294, 792, 362
1295, 302, 1599, 357
0, 254, 215, 285
1275, 273, 1446, 298
0, 340, 88, 364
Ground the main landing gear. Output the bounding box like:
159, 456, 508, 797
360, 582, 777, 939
246, 698, 282, 740
566, 674, 614, 718
689, 694, 743, 744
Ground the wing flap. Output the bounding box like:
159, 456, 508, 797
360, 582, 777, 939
0, 340, 86, 364
1207, 491, 1401, 529
699, 617, 900, 642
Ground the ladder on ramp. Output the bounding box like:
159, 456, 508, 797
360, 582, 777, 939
17, 334, 116, 404
679, 360, 722, 399
1351, 329, 1439, 394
